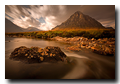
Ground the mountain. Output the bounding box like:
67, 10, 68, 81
5, 18, 41, 33
52, 11, 105, 30
5, 18, 24, 33
24, 27, 41, 32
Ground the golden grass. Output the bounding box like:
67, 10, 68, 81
5, 28, 115, 39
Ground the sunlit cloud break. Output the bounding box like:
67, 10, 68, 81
5, 5, 115, 30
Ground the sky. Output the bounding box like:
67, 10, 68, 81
5, 5, 115, 30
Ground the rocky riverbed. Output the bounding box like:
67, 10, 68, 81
50, 36, 115, 56
10, 46, 68, 64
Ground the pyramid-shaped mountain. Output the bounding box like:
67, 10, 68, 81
52, 11, 105, 30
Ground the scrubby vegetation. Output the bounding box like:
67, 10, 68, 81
5, 29, 115, 39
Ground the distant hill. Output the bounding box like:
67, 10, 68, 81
52, 11, 105, 30
23, 27, 41, 32
5, 18, 41, 33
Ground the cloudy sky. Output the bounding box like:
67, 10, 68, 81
5, 5, 115, 30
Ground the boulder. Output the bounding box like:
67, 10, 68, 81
104, 47, 114, 55
10, 46, 67, 64
81, 41, 89, 46
91, 46, 114, 56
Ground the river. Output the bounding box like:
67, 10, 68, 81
5, 37, 115, 79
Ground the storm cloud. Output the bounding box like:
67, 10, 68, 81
5, 5, 115, 30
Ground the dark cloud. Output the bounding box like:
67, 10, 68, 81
5, 5, 115, 30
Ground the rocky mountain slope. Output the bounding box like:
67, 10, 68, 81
52, 11, 105, 30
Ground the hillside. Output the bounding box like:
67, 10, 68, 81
5, 18, 24, 33
5, 18, 41, 33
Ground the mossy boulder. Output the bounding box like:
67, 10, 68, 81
10, 46, 67, 64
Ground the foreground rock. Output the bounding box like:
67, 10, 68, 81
10, 46, 67, 64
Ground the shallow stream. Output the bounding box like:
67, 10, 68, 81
5, 37, 115, 79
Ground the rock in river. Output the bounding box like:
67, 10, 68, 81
9, 46, 67, 64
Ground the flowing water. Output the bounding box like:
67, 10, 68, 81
5, 37, 115, 79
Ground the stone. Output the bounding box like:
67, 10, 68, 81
81, 41, 89, 46
91, 45, 114, 55
65, 46, 81, 51
40, 57, 44, 61
50, 36, 115, 56
81, 45, 86, 48
38, 48, 43, 53
31, 55, 33, 58
89, 42, 93, 46
106, 41, 115, 45
93, 43, 97, 47
9, 46, 67, 64
86, 46, 91, 49
98, 38, 102, 41
104, 47, 113, 55
109, 38, 115, 41
91, 38, 95, 41
91, 47, 95, 50
53, 54, 55, 56
41, 52, 45, 56
50, 53, 52, 57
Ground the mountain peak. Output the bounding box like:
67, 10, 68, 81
70, 11, 85, 20
52, 11, 105, 30
74, 11, 83, 15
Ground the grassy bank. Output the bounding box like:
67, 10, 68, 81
5, 29, 115, 39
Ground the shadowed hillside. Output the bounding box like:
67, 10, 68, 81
5, 18, 24, 33
5, 18, 41, 33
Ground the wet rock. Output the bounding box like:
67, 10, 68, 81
10, 46, 67, 64
81, 45, 86, 48
81, 41, 89, 46
91, 46, 114, 56
106, 41, 115, 45
89, 42, 93, 46
91, 38, 95, 41
65, 46, 81, 51
86, 46, 91, 49
51, 36, 115, 56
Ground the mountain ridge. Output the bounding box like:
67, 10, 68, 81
52, 11, 105, 30
5, 18, 41, 33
